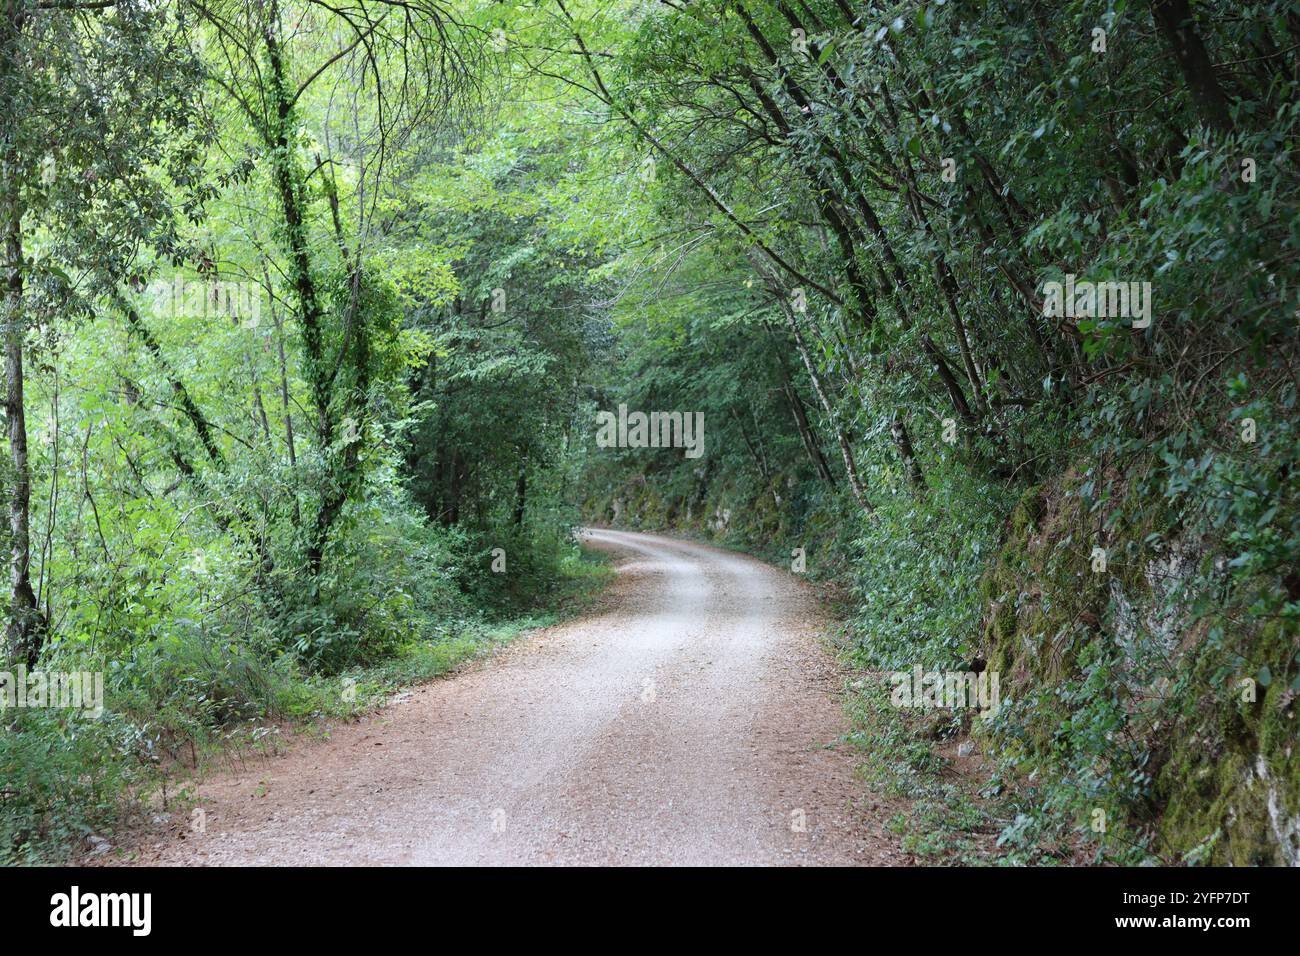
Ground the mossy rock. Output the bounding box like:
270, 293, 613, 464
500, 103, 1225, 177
1153, 616, 1299, 864
970, 466, 1300, 861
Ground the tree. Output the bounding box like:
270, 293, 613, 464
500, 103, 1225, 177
1, 0, 205, 664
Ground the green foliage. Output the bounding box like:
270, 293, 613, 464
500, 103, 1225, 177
0, 0, 608, 863
0, 708, 147, 866
570, 0, 1300, 865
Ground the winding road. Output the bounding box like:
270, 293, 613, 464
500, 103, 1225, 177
115, 529, 902, 866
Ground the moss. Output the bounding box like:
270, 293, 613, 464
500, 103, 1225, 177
1159, 744, 1277, 865
971, 466, 1297, 861
981, 477, 1103, 688
1155, 618, 1299, 864
1009, 484, 1045, 539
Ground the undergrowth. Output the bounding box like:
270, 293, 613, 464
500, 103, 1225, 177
1, 533, 611, 865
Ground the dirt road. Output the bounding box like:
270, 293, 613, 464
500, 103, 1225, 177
116, 529, 903, 866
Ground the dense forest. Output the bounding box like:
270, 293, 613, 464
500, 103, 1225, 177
1, 0, 1297, 866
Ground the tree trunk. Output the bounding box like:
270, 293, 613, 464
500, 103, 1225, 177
2, 183, 45, 665
1151, 0, 1234, 133
891, 418, 925, 489
752, 252, 872, 511
263, 5, 348, 572
764, 321, 836, 487
513, 463, 527, 527
264, 263, 302, 528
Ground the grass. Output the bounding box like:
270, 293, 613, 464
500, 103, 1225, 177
191, 543, 615, 759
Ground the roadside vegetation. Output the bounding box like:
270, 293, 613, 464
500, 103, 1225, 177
579, 1, 1299, 865
0, 0, 619, 863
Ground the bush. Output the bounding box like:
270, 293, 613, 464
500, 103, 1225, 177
0, 708, 146, 865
